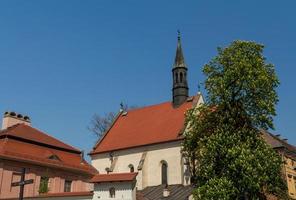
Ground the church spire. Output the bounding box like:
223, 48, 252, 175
174, 30, 186, 68
172, 31, 189, 107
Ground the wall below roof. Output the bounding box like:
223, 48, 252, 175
93, 182, 136, 200
91, 140, 190, 190
2, 195, 93, 200
284, 156, 296, 199
0, 159, 92, 199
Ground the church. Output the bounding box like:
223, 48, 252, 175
89, 33, 204, 200
0, 34, 295, 200
89, 34, 296, 200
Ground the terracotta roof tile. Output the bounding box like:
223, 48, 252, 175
90, 96, 200, 154
0, 124, 80, 152
90, 172, 138, 183
0, 124, 97, 175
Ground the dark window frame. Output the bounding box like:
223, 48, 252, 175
109, 187, 115, 198
161, 160, 168, 185
64, 180, 72, 192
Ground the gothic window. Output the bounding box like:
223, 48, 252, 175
161, 160, 168, 185
64, 180, 72, 192
128, 164, 134, 173
109, 187, 115, 198
175, 73, 178, 83
180, 72, 183, 82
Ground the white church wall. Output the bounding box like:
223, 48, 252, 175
91, 140, 183, 190
93, 182, 136, 200
143, 141, 183, 187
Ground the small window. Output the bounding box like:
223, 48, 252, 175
161, 161, 168, 185
180, 72, 183, 82
39, 176, 49, 193
48, 154, 60, 161
175, 73, 178, 83
128, 164, 134, 173
109, 187, 115, 198
64, 180, 72, 192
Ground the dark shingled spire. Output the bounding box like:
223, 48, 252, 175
174, 30, 186, 68
172, 31, 189, 107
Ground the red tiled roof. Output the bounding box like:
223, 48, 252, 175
0, 124, 80, 152
90, 172, 138, 183
0, 124, 97, 175
90, 96, 200, 154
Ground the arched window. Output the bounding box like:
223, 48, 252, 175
180, 72, 183, 82
109, 187, 115, 198
128, 164, 134, 173
161, 161, 168, 185
175, 73, 178, 83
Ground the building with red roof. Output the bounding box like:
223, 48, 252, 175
90, 33, 204, 200
0, 111, 96, 199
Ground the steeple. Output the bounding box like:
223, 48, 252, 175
174, 31, 186, 68
172, 31, 189, 107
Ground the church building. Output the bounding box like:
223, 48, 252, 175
89, 33, 204, 200
89, 33, 296, 200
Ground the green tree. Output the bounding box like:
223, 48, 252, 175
182, 41, 288, 200
38, 176, 49, 194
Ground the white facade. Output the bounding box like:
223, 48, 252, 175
91, 95, 204, 192
91, 140, 190, 190
93, 182, 136, 200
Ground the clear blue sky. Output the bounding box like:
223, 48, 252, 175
0, 1, 295, 159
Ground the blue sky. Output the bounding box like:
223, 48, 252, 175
0, 1, 295, 159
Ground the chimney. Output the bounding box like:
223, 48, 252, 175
163, 185, 170, 198
2, 111, 31, 130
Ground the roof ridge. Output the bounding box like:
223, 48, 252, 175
126, 96, 196, 114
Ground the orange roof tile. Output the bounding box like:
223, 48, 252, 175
0, 124, 97, 175
90, 96, 199, 154
0, 124, 80, 152
90, 172, 138, 183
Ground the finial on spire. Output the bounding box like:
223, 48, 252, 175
173, 30, 186, 69
119, 102, 124, 112
197, 81, 201, 94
